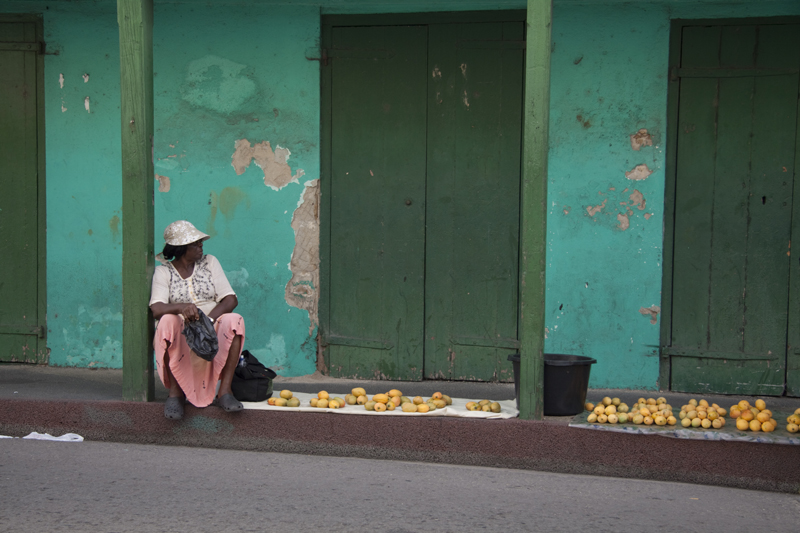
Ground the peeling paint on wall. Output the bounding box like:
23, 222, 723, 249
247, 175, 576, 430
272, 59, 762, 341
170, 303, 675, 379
231, 139, 304, 191
432, 66, 441, 78
460, 63, 467, 78
82, 73, 89, 83
462, 90, 470, 109
630, 128, 653, 151
629, 189, 646, 211
625, 164, 653, 181
617, 213, 629, 231
155, 174, 171, 192
59, 73, 64, 89
84, 97, 90, 113
639, 305, 661, 325
586, 198, 607, 217
182, 55, 256, 114
286, 179, 320, 336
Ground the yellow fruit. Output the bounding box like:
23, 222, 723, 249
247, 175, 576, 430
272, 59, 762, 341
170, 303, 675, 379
478, 399, 491, 407
434, 399, 447, 409
417, 403, 430, 413
345, 394, 357, 405
679, 411, 687, 420
604, 405, 617, 415
317, 398, 329, 408
686, 410, 697, 419
761, 420, 775, 433
730, 407, 741, 419
401, 402, 418, 413
754, 399, 766, 410
585, 402, 595, 412
618, 413, 629, 423
788, 415, 800, 425
738, 400, 750, 410
372, 393, 389, 404
691, 418, 702, 428
667, 416, 677, 426
587, 413, 598, 423
698, 399, 709, 408
701, 419, 712, 429
374, 402, 386, 412
386, 401, 396, 411
442, 394, 453, 405
697, 410, 707, 420
490, 402, 501, 413
633, 414, 644, 425
787, 423, 799, 433
274, 398, 287, 407
741, 410, 755, 422
717, 407, 727, 416
364, 400, 376, 411
749, 419, 761, 432
608, 414, 619, 424
711, 418, 723, 429
351, 387, 366, 397
356, 395, 368, 405
602, 397, 612, 406
647, 398, 657, 405
644, 416, 654, 425
287, 397, 300, 408
795, 407, 800, 416
657, 396, 667, 404
318, 391, 329, 400
431, 391, 443, 400
597, 414, 608, 423
413, 396, 424, 405
681, 417, 692, 427
756, 411, 771, 424
280, 390, 293, 399
388, 389, 403, 398
328, 400, 340, 409
655, 415, 667, 426
688, 398, 698, 406
707, 411, 718, 421
309, 398, 318, 407
618, 403, 629, 413
640, 407, 652, 417
611, 397, 621, 406
736, 418, 749, 431
593, 405, 605, 416
334, 397, 345, 406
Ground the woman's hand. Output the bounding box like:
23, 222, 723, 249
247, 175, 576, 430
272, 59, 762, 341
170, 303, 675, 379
150, 302, 200, 321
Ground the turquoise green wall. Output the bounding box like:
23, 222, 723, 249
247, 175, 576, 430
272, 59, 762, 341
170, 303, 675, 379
4, 0, 799, 387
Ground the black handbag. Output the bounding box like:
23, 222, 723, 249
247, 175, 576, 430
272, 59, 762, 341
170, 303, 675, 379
182, 309, 219, 361
232, 350, 277, 402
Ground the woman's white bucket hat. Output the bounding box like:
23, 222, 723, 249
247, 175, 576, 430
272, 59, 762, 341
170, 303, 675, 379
163, 220, 210, 246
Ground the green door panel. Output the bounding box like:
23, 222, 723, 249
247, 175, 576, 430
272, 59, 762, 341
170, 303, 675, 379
327, 25, 428, 380
0, 19, 44, 363
424, 22, 523, 381
669, 22, 800, 396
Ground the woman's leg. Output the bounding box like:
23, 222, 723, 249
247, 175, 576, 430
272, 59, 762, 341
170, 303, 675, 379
163, 349, 186, 399
217, 334, 241, 399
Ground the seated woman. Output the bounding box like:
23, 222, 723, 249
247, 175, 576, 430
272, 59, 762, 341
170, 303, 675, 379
149, 220, 246, 420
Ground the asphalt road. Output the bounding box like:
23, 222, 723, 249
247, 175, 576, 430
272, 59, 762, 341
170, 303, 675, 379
1, 439, 798, 533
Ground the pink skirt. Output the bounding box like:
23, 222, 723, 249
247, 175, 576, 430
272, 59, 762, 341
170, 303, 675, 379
153, 313, 245, 408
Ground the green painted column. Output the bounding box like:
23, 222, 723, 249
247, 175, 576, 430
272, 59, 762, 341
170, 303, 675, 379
518, 0, 552, 420
118, 0, 155, 401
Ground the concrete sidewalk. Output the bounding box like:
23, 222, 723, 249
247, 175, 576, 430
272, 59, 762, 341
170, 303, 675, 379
2, 363, 799, 493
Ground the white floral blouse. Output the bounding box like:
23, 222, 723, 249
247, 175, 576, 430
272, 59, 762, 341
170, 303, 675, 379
149, 254, 235, 316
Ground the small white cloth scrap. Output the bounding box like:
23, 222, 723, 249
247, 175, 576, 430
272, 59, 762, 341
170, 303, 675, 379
22, 432, 84, 442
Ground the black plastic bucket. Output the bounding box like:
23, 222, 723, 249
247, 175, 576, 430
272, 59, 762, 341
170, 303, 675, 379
507, 353, 597, 416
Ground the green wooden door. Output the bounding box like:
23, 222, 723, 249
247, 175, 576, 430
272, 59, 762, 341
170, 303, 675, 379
666, 22, 800, 396
0, 18, 46, 363
325, 18, 523, 381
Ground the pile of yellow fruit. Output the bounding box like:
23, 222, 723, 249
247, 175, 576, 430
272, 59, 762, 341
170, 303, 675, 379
267, 390, 301, 407
730, 399, 777, 432
308, 390, 346, 409
678, 398, 727, 429
358, 389, 453, 413
465, 399, 502, 413
630, 397, 677, 426
585, 396, 633, 425
786, 409, 800, 433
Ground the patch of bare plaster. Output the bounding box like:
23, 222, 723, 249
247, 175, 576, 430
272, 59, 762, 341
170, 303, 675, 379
231, 139, 304, 191
155, 174, 171, 192
586, 199, 607, 217
462, 90, 470, 109
82, 73, 89, 83
460, 63, 467, 79
639, 305, 661, 325
617, 213, 630, 231
84, 97, 90, 113
286, 180, 320, 336
432, 66, 442, 78
626, 164, 653, 181
644, 213, 653, 220
563, 206, 571, 215
59, 73, 64, 89
629, 189, 646, 211
630, 128, 653, 151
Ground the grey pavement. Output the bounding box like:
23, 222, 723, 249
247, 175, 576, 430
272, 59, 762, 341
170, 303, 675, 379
1, 438, 798, 533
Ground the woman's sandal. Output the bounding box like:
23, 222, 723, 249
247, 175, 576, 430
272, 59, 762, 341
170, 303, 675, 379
216, 393, 243, 412
164, 396, 185, 420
